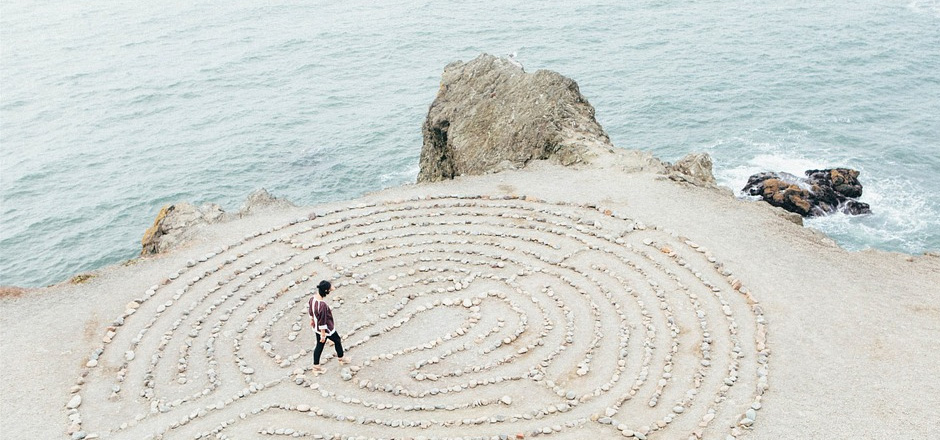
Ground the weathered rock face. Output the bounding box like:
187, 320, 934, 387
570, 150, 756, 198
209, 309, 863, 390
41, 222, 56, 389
239, 188, 295, 217
668, 153, 717, 186
417, 54, 613, 182
141, 188, 294, 255
140, 203, 225, 255
807, 168, 864, 198
743, 168, 871, 217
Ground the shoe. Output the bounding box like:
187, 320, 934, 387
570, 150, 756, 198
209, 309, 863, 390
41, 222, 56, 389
338, 357, 350, 365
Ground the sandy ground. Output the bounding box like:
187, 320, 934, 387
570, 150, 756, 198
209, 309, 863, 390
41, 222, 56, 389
2, 150, 938, 440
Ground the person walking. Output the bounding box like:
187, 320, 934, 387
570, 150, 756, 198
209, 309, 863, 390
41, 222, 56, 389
309, 280, 348, 374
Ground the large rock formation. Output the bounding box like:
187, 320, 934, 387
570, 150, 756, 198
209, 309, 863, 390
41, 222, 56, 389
743, 168, 871, 217
417, 54, 614, 182
141, 188, 294, 255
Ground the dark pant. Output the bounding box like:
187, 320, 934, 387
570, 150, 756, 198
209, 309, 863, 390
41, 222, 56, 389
313, 332, 344, 365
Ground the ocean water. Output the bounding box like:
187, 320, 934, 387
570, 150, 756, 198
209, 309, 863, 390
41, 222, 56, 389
2, 0, 938, 287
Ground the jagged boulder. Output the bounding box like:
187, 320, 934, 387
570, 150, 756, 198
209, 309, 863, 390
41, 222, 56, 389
743, 168, 871, 217
141, 188, 294, 255
418, 54, 613, 182
807, 168, 863, 198
668, 153, 716, 186
240, 188, 295, 216
140, 203, 225, 255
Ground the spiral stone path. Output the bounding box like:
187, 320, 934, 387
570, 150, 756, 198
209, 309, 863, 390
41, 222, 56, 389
67, 195, 770, 440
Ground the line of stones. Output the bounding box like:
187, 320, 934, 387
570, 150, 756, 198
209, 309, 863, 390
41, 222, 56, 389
351, 214, 764, 439
176, 203, 712, 436
262, 255, 509, 368
551, 227, 764, 440
93, 244, 552, 436
116, 254, 339, 439
183, 206, 650, 438
287, 244, 608, 391
256, 203, 628, 370
590, 239, 721, 439
244, 199, 772, 440
218, 220, 704, 436
659, 236, 769, 438
70, 195, 768, 440
104, 205, 608, 436
610, 234, 768, 440
67, 227, 309, 437
495, 205, 768, 440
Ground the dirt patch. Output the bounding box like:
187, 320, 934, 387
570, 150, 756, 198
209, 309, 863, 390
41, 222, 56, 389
0, 286, 29, 299
906, 303, 940, 318
83, 316, 100, 343
70, 273, 96, 284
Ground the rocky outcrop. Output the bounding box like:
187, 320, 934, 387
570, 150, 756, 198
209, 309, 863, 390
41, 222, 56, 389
418, 54, 613, 182
239, 188, 295, 216
140, 203, 226, 255
668, 153, 717, 186
141, 188, 294, 255
743, 168, 871, 217
806, 168, 864, 199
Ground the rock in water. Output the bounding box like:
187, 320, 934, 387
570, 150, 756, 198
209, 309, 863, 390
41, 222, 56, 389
417, 53, 613, 182
743, 172, 814, 216
806, 168, 863, 197
743, 168, 871, 217
803, 168, 870, 215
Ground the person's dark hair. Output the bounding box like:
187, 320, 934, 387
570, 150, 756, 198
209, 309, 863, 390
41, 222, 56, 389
317, 280, 332, 296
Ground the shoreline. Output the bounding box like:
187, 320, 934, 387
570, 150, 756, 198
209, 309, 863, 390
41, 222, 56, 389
4, 152, 934, 294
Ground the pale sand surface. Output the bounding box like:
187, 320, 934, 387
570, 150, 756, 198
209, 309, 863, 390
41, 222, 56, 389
2, 151, 939, 439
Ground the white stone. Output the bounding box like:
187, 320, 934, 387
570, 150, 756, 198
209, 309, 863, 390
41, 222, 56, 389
67, 395, 82, 409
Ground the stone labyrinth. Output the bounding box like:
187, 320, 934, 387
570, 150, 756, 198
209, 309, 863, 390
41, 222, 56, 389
68, 195, 770, 440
